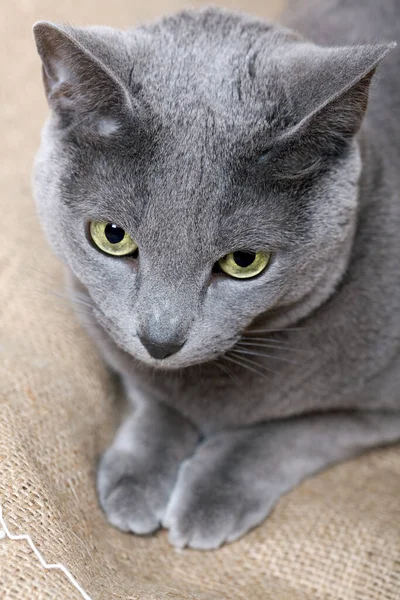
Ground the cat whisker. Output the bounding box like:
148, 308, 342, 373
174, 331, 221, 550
24, 285, 90, 316
222, 354, 268, 380
240, 336, 299, 343
239, 338, 298, 348
23, 265, 95, 316
237, 340, 311, 356
50, 290, 94, 310
214, 361, 243, 389
47, 303, 89, 319
244, 325, 304, 335
23, 264, 64, 284
233, 346, 298, 365
223, 352, 272, 380
38, 291, 95, 324
230, 350, 280, 375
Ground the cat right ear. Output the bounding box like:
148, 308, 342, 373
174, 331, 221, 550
33, 21, 132, 130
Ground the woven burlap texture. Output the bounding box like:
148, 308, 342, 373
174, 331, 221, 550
1, 0, 400, 598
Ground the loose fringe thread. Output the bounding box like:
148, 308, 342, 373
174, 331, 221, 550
0, 504, 93, 600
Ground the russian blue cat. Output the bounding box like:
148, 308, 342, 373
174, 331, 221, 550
33, 0, 400, 549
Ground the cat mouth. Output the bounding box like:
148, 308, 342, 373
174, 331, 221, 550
85, 298, 242, 370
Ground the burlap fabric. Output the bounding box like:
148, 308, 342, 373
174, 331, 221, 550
1, 0, 400, 598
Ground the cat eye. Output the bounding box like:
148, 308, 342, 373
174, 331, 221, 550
217, 250, 271, 279
89, 221, 138, 256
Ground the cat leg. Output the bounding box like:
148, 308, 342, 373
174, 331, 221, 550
97, 401, 199, 534
163, 411, 400, 549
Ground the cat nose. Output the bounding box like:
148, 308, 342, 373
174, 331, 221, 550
139, 334, 186, 360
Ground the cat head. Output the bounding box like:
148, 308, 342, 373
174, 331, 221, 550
33, 8, 393, 368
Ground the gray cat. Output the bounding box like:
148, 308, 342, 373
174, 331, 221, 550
32, 0, 400, 550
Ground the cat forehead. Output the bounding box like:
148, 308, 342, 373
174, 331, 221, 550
126, 12, 294, 118
137, 9, 294, 52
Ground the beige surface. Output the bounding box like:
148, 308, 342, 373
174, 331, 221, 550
1, 0, 400, 598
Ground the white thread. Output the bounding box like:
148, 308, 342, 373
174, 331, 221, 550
0, 504, 93, 600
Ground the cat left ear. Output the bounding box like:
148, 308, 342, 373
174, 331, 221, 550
268, 41, 395, 177
33, 21, 131, 129
283, 42, 395, 140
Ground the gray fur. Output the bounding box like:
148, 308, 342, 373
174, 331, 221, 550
33, 2, 400, 549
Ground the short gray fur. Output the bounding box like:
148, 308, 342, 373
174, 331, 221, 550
32, 0, 400, 549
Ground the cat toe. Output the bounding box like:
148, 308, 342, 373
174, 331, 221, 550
163, 483, 240, 550
102, 477, 160, 535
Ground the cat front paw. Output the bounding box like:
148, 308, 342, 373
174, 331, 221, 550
97, 449, 168, 535
162, 452, 273, 550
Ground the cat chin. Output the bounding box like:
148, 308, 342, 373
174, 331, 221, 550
118, 336, 232, 371
110, 338, 230, 372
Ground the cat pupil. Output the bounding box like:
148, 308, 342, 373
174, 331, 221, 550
233, 251, 256, 268
105, 223, 125, 244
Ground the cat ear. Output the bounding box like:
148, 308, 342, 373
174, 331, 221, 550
270, 42, 395, 176
285, 42, 395, 139
33, 21, 131, 130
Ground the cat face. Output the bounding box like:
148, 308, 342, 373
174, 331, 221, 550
33, 9, 391, 368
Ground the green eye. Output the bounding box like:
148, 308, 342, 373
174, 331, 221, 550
89, 221, 138, 256
218, 250, 270, 279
